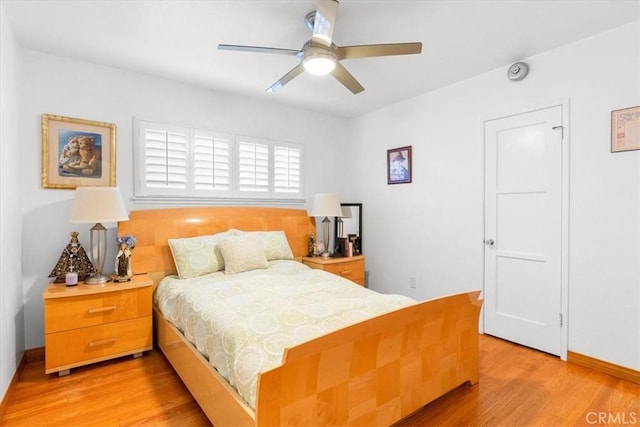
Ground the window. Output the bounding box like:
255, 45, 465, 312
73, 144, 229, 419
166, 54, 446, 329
134, 120, 303, 202
274, 144, 301, 194
237, 137, 269, 194
192, 130, 232, 195
140, 124, 188, 195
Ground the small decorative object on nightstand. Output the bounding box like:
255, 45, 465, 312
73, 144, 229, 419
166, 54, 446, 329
42, 274, 153, 376
302, 255, 365, 286
49, 231, 95, 283
307, 233, 315, 257
114, 234, 136, 282
65, 266, 78, 286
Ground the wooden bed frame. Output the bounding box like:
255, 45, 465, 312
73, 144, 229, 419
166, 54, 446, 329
118, 206, 482, 426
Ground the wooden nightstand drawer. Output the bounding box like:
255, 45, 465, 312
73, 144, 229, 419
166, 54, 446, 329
44, 287, 152, 334
321, 259, 364, 283
302, 255, 366, 286
45, 317, 152, 373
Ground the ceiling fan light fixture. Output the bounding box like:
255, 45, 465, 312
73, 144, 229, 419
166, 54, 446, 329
219, 0, 422, 93
303, 53, 336, 75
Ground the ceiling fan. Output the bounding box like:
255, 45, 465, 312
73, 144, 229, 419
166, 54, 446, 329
218, 0, 422, 94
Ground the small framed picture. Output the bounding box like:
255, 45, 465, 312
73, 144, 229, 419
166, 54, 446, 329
611, 106, 640, 153
42, 114, 116, 189
387, 146, 412, 184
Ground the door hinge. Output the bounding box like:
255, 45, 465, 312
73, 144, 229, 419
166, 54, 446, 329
559, 313, 564, 327
552, 125, 564, 140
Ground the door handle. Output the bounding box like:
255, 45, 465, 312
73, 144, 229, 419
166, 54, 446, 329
484, 239, 495, 248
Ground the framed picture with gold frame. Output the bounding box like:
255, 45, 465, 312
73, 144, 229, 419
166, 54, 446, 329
42, 114, 116, 189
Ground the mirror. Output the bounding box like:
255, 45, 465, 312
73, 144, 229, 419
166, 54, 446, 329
334, 203, 362, 256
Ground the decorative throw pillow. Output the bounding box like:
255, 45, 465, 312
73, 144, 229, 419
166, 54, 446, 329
168, 230, 236, 279
217, 235, 269, 274
232, 230, 294, 261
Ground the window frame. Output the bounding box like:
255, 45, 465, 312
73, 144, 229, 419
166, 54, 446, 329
133, 119, 304, 205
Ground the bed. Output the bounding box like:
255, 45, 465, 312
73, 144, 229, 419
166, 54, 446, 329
118, 206, 482, 426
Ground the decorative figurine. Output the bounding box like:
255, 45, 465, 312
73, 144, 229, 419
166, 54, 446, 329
114, 234, 136, 282
307, 234, 315, 257
49, 232, 95, 283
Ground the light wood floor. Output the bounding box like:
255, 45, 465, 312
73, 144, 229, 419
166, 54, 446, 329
2, 335, 638, 426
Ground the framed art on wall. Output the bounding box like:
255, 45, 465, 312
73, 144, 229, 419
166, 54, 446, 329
387, 145, 412, 184
42, 114, 116, 189
611, 106, 640, 153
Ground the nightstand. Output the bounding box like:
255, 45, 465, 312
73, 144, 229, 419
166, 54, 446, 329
302, 255, 365, 286
42, 274, 153, 376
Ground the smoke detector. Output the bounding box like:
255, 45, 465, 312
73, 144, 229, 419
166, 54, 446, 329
507, 62, 529, 81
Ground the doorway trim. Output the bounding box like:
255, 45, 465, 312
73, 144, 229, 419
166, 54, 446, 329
482, 98, 570, 360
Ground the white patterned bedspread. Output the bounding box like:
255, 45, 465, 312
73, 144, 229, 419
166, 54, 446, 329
154, 260, 416, 409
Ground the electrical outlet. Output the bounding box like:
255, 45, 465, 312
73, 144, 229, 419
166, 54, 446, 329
409, 276, 416, 289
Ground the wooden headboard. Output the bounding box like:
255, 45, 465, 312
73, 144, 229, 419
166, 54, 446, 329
117, 206, 316, 285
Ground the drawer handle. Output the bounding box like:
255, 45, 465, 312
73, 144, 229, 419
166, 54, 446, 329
87, 305, 117, 314
88, 337, 118, 347
340, 270, 352, 275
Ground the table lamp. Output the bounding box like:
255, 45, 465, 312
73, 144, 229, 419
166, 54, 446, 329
310, 193, 342, 258
70, 187, 129, 284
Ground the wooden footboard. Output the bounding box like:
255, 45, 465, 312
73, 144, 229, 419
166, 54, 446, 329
156, 290, 481, 427
256, 291, 482, 426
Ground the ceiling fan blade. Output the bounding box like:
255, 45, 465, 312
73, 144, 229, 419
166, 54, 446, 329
218, 44, 301, 56
266, 63, 305, 92
312, 0, 339, 47
331, 62, 364, 94
337, 42, 422, 60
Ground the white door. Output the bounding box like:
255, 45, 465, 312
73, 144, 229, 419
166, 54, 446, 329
484, 105, 564, 356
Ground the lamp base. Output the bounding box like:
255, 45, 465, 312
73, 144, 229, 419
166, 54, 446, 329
85, 274, 111, 285
321, 216, 332, 258
86, 222, 109, 285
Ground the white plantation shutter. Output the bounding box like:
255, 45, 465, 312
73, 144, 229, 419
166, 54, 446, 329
238, 139, 269, 193
142, 125, 187, 191
193, 131, 232, 193
274, 145, 301, 193
135, 119, 302, 201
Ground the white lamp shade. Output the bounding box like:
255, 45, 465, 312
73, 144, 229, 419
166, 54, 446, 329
310, 193, 342, 218
340, 206, 352, 218
70, 187, 129, 223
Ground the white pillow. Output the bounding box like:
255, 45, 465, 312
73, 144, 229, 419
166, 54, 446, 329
217, 235, 269, 274
232, 230, 294, 260
168, 230, 236, 279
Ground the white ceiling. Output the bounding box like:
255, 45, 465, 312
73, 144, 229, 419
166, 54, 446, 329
3, 0, 639, 117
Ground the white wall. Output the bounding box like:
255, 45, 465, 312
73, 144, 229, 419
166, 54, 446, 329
19, 49, 350, 349
0, 3, 25, 399
348, 21, 640, 370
